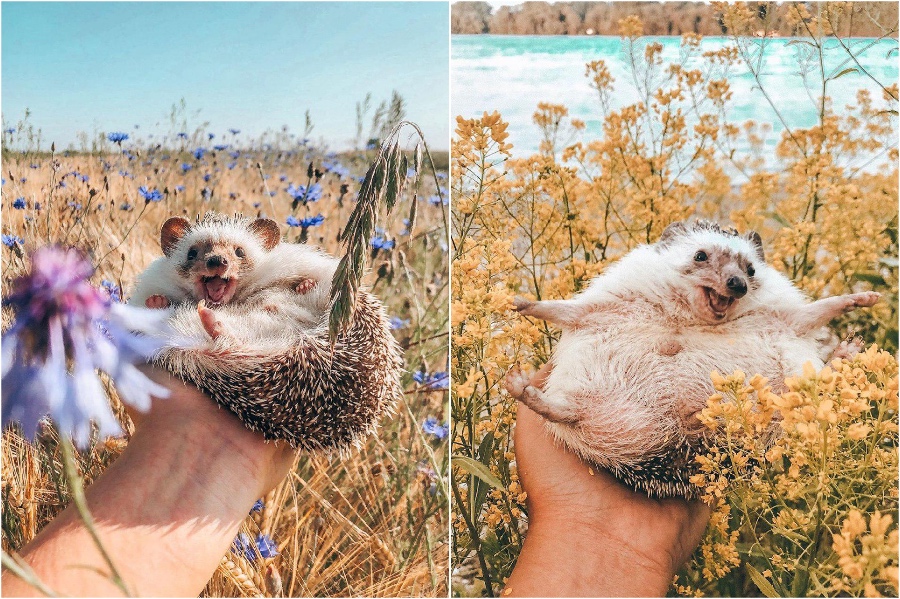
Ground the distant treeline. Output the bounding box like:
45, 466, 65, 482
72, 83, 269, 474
451, 1, 899, 37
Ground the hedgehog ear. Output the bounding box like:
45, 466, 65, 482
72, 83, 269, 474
161, 216, 191, 257
249, 218, 281, 251
746, 230, 765, 261
658, 221, 687, 247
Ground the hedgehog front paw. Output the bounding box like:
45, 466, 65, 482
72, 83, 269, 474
145, 294, 171, 309
513, 297, 534, 314
504, 366, 531, 399
198, 301, 226, 340
846, 291, 880, 310
295, 278, 317, 295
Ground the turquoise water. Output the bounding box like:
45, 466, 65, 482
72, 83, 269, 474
452, 35, 898, 166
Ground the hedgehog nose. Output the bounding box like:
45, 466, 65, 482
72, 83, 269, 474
207, 255, 227, 269
726, 276, 747, 297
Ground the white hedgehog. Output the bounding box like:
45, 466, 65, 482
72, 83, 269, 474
128, 213, 403, 452
507, 220, 880, 498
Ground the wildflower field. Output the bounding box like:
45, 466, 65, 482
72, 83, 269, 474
451, 3, 898, 597
1, 108, 450, 596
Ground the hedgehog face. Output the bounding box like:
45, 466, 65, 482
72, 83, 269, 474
160, 214, 281, 306
659, 221, 764, 324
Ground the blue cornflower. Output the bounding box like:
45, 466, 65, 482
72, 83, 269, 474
100, 280, 122, 303
2, 247, 171, 447
252, 202, 261, 208
177, 132, 188, 140
107, 132, 129, 144
389, 316, 410, 330
279, 175, 287, 182
401, 218, 411, 236
370, 236, 395, 251
208, 133, 215, 140
201, 187, 212, 200
181, 163, 192, 173
213, 144, 229, 152
203, 174, 211, 183
232, 533, 278, 562
437, 172, 447, 180
229, 150, 240, 159
34, 203, 42, 211
2, 235, 24, 248
250, 499, 264, 514
138, 186, 163, 203
229, 128, 240, 135
286, 216, 301, 227
300, 214, 325, 227
79, 174, 89, 183
268, 191, 276, 197
413, 371, 449, 390
406, 167, 417, 178
175, 185, 185, 193
229, 192, 237, 200
5, 127, 15, 134
227, 162, 237, 170
13, 197, 26, 209
120, 203, 133, 211
192, 148, 206, 160
422, 416, 449, 440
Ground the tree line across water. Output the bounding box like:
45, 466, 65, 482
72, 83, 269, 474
451, 1, 899, 37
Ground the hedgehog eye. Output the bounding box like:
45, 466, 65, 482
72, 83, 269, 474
747, 264, 756, 277
235, 247, 245, 258
694, 250, 707, 262
187, 248, 198, 260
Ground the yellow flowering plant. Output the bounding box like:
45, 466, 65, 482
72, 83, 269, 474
452, 3, 896, 596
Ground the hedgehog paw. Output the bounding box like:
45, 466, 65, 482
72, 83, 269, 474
504, 367, 531, 399
145, 294, 171, 309
295, 278, 317, 295
832, 337, 865, 361
513, 297, 534, 314
846, 291, 880, 310
198, 301, 226, 340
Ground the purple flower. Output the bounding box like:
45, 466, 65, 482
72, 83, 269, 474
181, 163, 192, 173
13, 197, 26, 209
2, 247, 170, 447
422, 416, 449, 440
138, 186, 163, 203
107, 132, 129, 144
193, 148, 206, 160
100, 280, 122, 303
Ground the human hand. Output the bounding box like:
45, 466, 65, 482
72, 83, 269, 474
3, 366, 296, 597
504, 364, 711, 597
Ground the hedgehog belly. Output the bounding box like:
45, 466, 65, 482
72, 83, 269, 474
155, 291, 403, 453
544, 308, 807, 499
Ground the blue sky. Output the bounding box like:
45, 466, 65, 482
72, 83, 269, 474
2, 2, 449, 150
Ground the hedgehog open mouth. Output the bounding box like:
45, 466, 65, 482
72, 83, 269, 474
704, 287, 734, 318
201, 275, 237, 305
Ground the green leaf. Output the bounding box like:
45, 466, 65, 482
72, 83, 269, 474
746, 564, 780, 598
830, 67, 858, 80
452, 455, 504, 491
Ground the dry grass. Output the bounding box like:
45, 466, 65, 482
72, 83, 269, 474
1, 132, 449, 596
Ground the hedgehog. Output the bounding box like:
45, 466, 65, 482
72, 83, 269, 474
506, 220, 880, 499
129, 212, 403, 453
